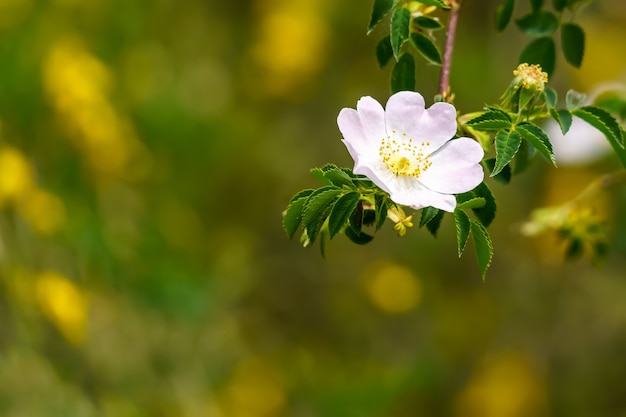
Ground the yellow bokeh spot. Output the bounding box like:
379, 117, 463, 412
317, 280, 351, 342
221, 357, 286, 417
18, 188, 66, 234
35, 271, 88, 345
363, 263, 422, 314
454, 352, 546, 417
0, 146, 34, 202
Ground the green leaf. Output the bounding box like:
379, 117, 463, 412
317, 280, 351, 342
302, 187, 342, 243
464, 182, 497, 227
572, 106, 626, 168
530, 0, 543, 11
519, 37, 556, 76
344, 227, 374, 245
561, 23, 585, 68
288, 188, 315, 204
566, 89, 586, 110
552, 0, 566, 11
415, 0, 448, 7
493, 129, 522, 177
419, 206, 440, 227
465, 110, 512, 131
324, 168, 356, 188
454, 209, 471, 257
550, 108, 573, 135
391, 52, 416, 93
515, 122, 556, 166
456, 197, 487, 210
283, 192, 312, 239
515, 11, 558, 37
390, 7, 411, 59
483, 158, 511, 185
409, 32, 442, 65
425, 209, 444, 237
413, 16, 443, 30
470, 219, 494, 281
375, 194, 389, 230
513, 141, 534, 174
328, 191, 361, 238
544, 87, 557, 109
310, 167, 331, 185
572, 106, 624, 148
495, 0, 516, 32
368, 0, 394, 34
376, 36, 394, 68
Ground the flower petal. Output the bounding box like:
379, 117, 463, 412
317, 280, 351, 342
417, 102, 458, 150
356, 96, 386, 141
338, 97, 386, 161
354, 159, 392, 194
418, 137, 484, 194
384, 91, 426, 136
388, 177, 457, 212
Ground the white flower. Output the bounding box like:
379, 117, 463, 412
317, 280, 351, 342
337, 91, 484, 212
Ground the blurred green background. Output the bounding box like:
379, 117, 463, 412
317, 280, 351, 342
1, 0, 626, 416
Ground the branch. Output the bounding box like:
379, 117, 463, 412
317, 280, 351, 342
439, 0, 462, 100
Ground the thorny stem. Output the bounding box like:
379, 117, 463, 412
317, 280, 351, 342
439, 0, 462, 101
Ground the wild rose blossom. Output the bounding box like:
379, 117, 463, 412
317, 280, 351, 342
337, 91, 484, 212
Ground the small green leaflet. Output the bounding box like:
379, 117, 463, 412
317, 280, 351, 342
410, 32, 442, 65
390, 7, 411, 59
483, 158, 511, 185
424, 209, 444, 237
328, 192, 361, 238
345, 227, 374, 245
376, 36, 394, 68
456, 182, 497, 227
550, 108, 573, 135
283, 189, 314, 239
495, 0, 516, 32
493, 129, 522, 177
544, 88, 557, 109
572, 106, 626, 168
456, 197, 486, 210
454, 209, 471, 257
301, 187, 342, 243
419, 206, 440, 227
515, 122, 556, 166
515, 11, 558, 37
375, 194, 389, 230
368, 0, 394, 34
413, 16, 443, 30
391, 52, 416, 93
519, 36, 555, 76
465, 107, 512, 131
561, 23, 585, 68
470, 219, 493, 281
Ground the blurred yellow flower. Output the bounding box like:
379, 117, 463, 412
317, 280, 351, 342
363, 262, 422, 314
18, 188, 66, 234
0, 146, 34, 203
35, 271, 88, 345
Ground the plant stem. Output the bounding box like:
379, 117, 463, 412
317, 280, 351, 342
439, 0, 462, 100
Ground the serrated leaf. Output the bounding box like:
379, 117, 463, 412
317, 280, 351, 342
550, 108, 573, 135
425, 209, 444, 237
495, 0, 516, 32
454, 209, 471, 257
561, 23, 585, 68
513, 141, 534, 174
552, 0, 566, 11
310, 167, 331, 185
302, 187, 342, 243
413, 16, 443, 30
483, 158, 511, 185
376, 36, 394, 68
328, 192, 361, 238
456, 197, 487, 210
391, 52, 416, 93
469, 182, 497, 227
544, 87, 557, 109
515, 122, 556, 166
390, 7, 411, 59
409, 32, 442, 65
324, 168, 356, 188
288, 188, 315, 204
344, 227, 374, 245
465, 110, 512, 131
470, 219, 493, 281
419, 206, 439, 227
516, 11, 558, 37
493, 129, 522, 176
572, 106, 626, 168
283, 194, 310, 239
415, 0, 448, 7
566, 89, 586, 110
375, 194, 389, 230
530, 0, 543, 11
519, 37, 555, 76
368, 0, 394, 34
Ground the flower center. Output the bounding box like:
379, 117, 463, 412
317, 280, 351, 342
379, 131, 432, 178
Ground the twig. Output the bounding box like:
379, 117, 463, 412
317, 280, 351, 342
439, 0, 462, 100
